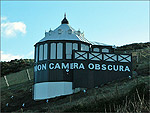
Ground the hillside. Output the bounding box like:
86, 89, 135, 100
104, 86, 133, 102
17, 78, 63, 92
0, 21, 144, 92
1, 42, 150, 112
115, 42, 150, 76
1, 75, 149, 112
1, 59, 34, 77
116, 42, 150, 51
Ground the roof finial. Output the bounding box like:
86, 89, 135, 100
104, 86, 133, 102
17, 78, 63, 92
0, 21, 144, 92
61, 13, 69, 24
64, 13, 66, 18
49, 28, 52, 32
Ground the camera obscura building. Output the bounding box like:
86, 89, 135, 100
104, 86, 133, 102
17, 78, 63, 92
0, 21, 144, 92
34, 14, 132, 100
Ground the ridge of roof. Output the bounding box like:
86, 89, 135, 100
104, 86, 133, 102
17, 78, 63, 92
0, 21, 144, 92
38, 24, 90, 44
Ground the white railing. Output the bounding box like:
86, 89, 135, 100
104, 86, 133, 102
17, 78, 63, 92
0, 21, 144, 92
74, 51, 132, 63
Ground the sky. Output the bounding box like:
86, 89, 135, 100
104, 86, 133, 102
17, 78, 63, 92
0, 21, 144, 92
1, 1, 149, 61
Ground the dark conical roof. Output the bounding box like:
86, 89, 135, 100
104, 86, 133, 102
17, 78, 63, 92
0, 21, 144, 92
61, 13, 69, 24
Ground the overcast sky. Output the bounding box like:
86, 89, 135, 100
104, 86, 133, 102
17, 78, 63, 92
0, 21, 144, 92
1, 1, 149, 61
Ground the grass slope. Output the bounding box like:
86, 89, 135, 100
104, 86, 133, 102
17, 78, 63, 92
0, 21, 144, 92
1, 68, 34, 88
1, 75, 149, 112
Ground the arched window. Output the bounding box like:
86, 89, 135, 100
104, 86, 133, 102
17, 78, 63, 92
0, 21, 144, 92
73, 43, 78, 50
81, 44, 89, 51
93, 48, 99, 52
50, 43, 56, 59
39, 45, 43, 61
66, 43, 72, 59
35, 46, 38, 62
44, 43, 48, 60
102, 48, 109, 53
57, 43, 63, 59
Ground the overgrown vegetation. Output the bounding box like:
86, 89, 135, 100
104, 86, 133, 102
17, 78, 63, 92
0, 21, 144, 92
116, 42, 150, 51
64, 82, 149, 112
115, 42, 150, 76
1, 59, 34, 77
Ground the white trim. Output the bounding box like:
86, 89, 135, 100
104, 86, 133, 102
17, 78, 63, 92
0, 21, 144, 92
34, 82, 73, 100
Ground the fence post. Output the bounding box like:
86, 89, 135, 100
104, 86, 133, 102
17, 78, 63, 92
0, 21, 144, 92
26, 69, 31, 81
70, 96, 72, 102
115, 83, 119, 98
4, 76, 9, 87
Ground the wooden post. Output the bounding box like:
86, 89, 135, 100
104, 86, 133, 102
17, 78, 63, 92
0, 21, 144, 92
21, 108, 23, 113
4, 76, 9, 87
70, 96, 72, 102
26, 69, 31, 81
136, 76, 138, 85
137, 53, 139, 63
139, 52, 141, 60
115, 83, 119, 98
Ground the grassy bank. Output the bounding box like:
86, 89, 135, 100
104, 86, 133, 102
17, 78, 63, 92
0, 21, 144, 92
1, 75, 149, 112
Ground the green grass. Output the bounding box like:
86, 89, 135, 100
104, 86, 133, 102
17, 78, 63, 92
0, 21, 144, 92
1, 68, 34, 88
64, 78, 150, 112
1, 75, 149, 112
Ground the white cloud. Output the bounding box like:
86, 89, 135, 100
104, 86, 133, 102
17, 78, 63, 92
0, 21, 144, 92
1, 17, 26, 37
26, 51, 34, 58
1, 16, 7, 21
1, 51, 24, 62
0, 50, 34, 62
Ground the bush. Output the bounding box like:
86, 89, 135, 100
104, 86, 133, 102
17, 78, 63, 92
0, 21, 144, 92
1, 59, 34, 77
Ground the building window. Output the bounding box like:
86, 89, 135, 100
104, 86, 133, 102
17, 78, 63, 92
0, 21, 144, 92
50, 43, 56, 59
73, 43, 78, 50
68, 29, 72, 34
39, 45, 43, 61
85, 45, 89, 51
93, 48, 99, 52
44, 43, 48, 60
57, 43, 63, 59
35, 46, 38, 62
66, 43, 72, 59
102, 48, 109, 53
58, 29, 62, 34
81, 44, 89, 51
